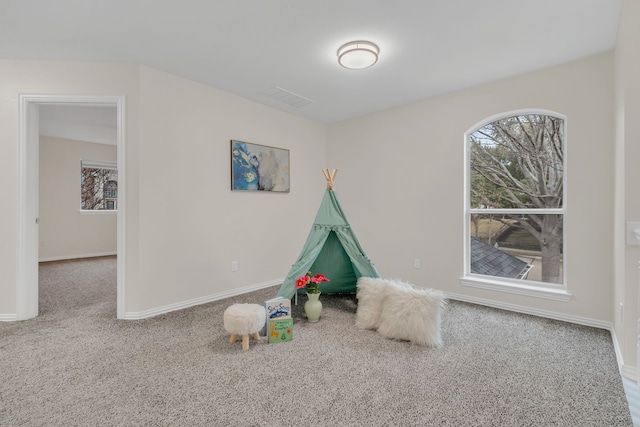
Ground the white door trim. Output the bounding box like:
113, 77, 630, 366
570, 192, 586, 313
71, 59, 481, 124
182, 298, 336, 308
17, 94, 126, 319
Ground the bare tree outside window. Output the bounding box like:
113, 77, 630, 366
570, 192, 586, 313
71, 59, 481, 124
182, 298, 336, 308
81, 161, 118, 210
468, 113, 564, 285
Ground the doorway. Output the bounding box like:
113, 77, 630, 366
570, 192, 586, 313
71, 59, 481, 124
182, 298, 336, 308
17, 95, 126, 319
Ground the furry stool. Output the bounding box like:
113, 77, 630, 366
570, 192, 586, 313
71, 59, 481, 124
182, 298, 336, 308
223, 303, 266, 350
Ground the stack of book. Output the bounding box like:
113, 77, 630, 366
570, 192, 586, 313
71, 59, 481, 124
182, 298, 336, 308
263, 297, 293, 343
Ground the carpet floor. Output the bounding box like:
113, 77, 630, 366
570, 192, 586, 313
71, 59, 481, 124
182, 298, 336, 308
0, 257, 633, 426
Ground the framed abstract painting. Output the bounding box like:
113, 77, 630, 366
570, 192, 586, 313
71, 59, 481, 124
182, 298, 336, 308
230, 140, 290, 192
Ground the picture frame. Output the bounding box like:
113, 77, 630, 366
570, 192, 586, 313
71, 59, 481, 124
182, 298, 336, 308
230, 140, 290, 192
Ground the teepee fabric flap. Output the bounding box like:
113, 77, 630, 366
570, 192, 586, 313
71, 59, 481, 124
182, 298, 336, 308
276, 186, 380, 300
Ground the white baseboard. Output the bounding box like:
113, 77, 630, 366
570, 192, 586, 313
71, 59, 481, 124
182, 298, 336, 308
610, 327, 638, 381
1, 277, 281, 322
121, 278, 283, 320
445, 291, 611, 329
621, 364, 638, 381
39, 252, 117, 262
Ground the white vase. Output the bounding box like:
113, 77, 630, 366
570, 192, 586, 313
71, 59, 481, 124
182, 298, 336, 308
304, 292, 322, 323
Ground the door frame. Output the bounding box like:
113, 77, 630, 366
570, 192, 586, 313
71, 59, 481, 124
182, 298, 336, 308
17, 94, 126, 319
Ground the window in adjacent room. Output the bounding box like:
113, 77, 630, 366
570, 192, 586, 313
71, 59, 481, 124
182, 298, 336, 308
462, 110, 569, 300
80, 160, 118, 211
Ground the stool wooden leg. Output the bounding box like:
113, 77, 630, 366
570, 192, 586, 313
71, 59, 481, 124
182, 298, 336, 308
229, 334, 237, 344
242, 334, 249, 350
252, 332, 260, 340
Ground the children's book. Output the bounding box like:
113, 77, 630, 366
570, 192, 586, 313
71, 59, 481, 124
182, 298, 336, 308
262, 297, 292, 336
268, 317, 293, 343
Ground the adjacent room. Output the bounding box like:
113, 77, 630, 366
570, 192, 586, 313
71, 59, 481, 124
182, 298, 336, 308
1, 1, 639, 425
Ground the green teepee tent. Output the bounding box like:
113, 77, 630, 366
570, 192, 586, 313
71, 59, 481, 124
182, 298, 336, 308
277, 169, 380, 299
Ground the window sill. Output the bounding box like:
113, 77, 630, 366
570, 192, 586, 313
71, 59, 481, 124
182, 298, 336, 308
460, 276, 571, 302
79, 210, 117, 215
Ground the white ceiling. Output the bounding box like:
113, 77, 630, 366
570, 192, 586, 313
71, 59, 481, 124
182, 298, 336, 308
1, 0, 621, 124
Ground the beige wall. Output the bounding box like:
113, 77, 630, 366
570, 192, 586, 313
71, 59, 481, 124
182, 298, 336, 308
615, 0, 640, 375
0, 60, 326, 317
131, 65, 326, 313
39, 136, 117, 261
327, 53, 614, 322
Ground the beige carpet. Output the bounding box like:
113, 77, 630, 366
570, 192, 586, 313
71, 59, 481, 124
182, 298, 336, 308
0, 257, 632, 426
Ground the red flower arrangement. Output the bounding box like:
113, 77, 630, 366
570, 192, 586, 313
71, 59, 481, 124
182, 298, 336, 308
295, 271, 329, 294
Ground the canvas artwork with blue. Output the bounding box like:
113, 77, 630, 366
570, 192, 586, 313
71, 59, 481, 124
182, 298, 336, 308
231, 140, 290, 192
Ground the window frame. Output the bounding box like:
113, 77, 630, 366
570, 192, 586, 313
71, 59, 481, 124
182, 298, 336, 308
461, 109, 571, 302
80, 159, 118, 214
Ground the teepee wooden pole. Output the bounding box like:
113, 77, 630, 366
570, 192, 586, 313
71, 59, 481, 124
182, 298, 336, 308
323, 168, 338, 190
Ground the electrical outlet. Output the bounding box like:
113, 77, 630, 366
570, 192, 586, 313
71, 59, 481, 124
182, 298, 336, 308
619, 303, 624, 322
627, 222, 640, 245
414, 258, 420, 269
232, 261, 238, 272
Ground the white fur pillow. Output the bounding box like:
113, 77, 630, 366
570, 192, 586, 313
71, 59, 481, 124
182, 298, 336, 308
356, 277, 397, 330
377, 283, 445, 347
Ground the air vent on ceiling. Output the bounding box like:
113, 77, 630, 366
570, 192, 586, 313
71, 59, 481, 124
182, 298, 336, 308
260, 86, 315, 108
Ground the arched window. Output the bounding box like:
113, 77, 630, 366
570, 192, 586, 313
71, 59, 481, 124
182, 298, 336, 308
462, 110, 569, 300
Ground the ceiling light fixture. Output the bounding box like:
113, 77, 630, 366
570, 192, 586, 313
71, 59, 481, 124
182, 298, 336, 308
337, 41, 379, 70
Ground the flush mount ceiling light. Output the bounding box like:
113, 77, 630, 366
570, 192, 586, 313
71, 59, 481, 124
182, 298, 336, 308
337, 41, 379, 70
